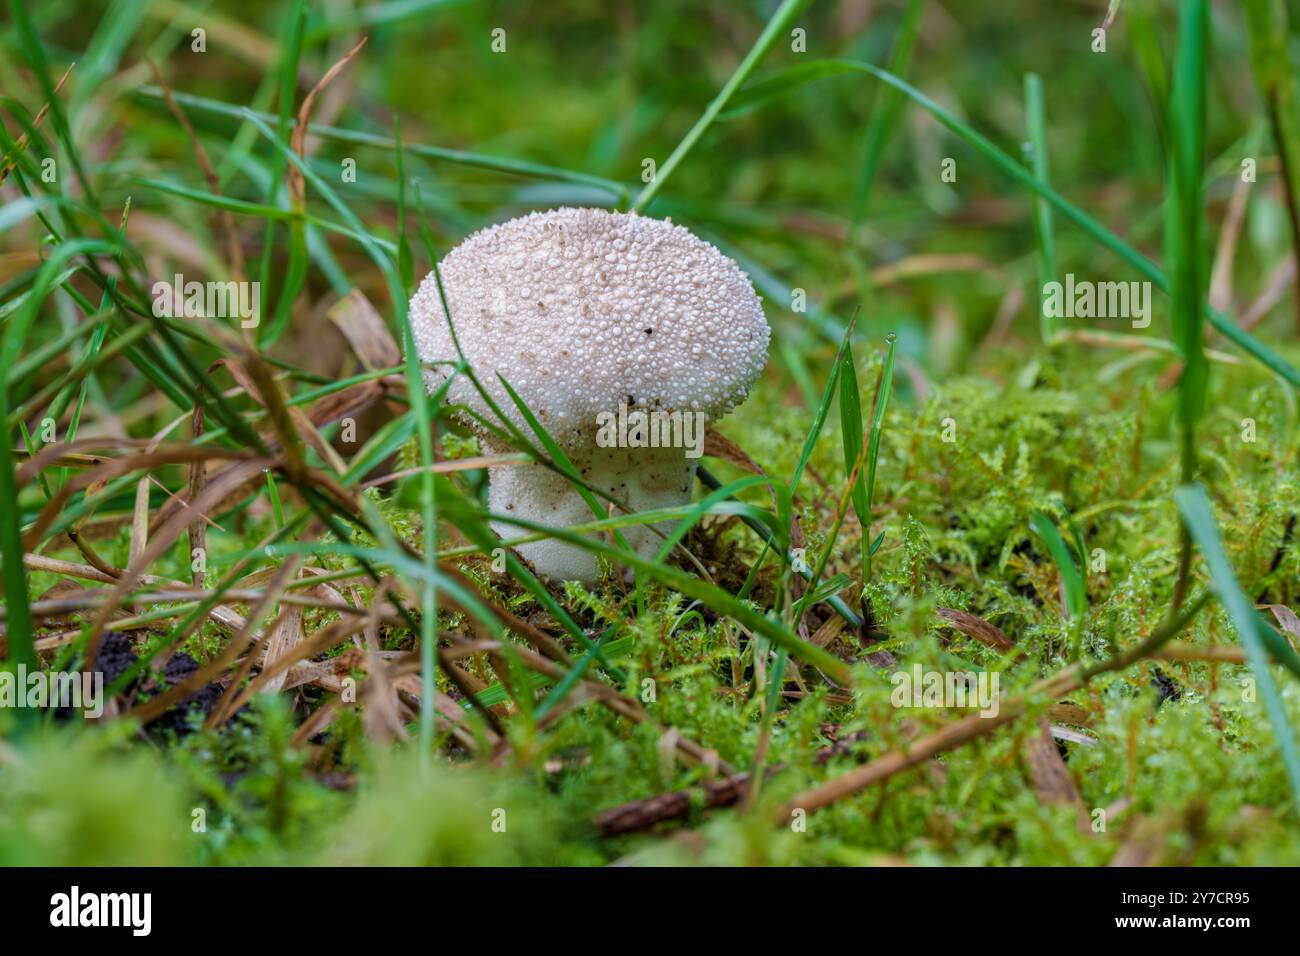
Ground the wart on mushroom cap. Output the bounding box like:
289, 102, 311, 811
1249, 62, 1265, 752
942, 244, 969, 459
408, 206, 770, 583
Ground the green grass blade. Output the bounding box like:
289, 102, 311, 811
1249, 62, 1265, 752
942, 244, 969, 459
727, 58, 1300, 389
838, 341, 869, 548
1030, 511, 1086, 620
850, 0, 924, 223
135, 87, 629, 200
1176, 484, 1300, 816
632, 0, 812, 211
1166, 0, 1210, 479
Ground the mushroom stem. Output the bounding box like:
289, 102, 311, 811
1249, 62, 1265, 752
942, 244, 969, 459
488, 443, 698, 583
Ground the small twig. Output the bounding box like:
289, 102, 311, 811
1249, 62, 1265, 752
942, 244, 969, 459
774, 594, 1211, 823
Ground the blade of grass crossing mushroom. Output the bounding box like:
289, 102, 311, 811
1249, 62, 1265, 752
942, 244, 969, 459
724, 58, 1300, 390
1176, 484, 1300, 815
484, 510, 856, 686
406, 202, 627, 673
435, 477, 625, 679
495, 374, 637, 563
242, 110, 475, 741
631, 0, 813, 211
390, 124, 440, 756
409, 192, 549, 462
1023, 73, 1058, 342
495, 372, 656, 614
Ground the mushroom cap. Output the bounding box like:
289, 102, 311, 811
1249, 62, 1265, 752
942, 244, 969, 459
408, 207, 769, 443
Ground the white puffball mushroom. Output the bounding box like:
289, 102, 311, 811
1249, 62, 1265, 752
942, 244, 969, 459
408, 206, 770, 583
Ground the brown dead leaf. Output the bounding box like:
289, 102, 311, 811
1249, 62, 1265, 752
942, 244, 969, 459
935, 606, 1016, 652
327, 289, 401, 370
1266, 604, 1300, 647
1023, 719, 1089, 832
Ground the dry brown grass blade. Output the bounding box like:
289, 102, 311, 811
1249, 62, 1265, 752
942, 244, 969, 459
360, 453, 528, 489
149, 475, 222, 531
808, 613, 845, 648
1209, 172, 1251, 312
218, 582, 408, 721
327, 289, 401, 370
869, 252, 993, 287
16, 438, 248, 488
256, 597, 306, 695
218, 343, 351, 479
0, 62, 75, 184
436, 560, 572, 665
63, 526, 123, 580
149, 379, 387, 530
596, 770, 756, 836
206, 351, 346, 474
287, 36, 368, 210
203, 557, 306, 727
1154, 642, 1246, 663
7, 585, 383, 622
239, 352, 309, 484
1240, 254, 1297, 330
151, 452, 362, 549
1052, 329, 1244, 366
12, 448, 110, 469
23, 553, 174, 587
81, 457, 277, 669
18, 445, 259, 550
1047, 701, 1095, 725
1262, 604, 1300, 650
355, 597, 408, 744
129, 475, 150, 571
188, 402, 207, 588
126, 558, 302, 726
594, 731, 872, 836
